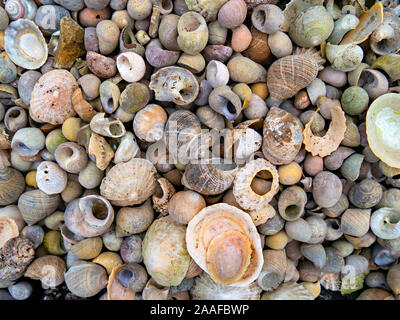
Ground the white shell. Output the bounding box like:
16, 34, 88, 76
116, 52, 146, 82
206, 60, 230, 88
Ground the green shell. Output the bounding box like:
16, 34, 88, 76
371, 54, 400, 82
340, 273, 365, 295
142, 216, 190, 286
185, 0, 228, 21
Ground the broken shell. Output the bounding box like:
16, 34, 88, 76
252, 4, 284, 35
145, 40, 180, 68
116, 198, 154, 236
100, 158, 157, 206
90, 113, 126, 138
217, 0, 246, 29
30, 70, 78, 125
64, 262, 108, 298
303, 105, 346, 157
227, 55, 267, 84
4, 19, 47, 69
327, 14, 359, 45
278, 186, 307, 221
18, 189, 60, 225
348, 178, 383, 209
64, 194, 114, 238
262, 107, 303, 165
186, 203, 263, 286
88, 132, 114, 170
152, 177, 175, 215
371, 53, 400, 82
99, 80, 121, 114
54, 142, 88, 174
358, 69, 389, 101
267, 48, 324, 100
143, 216, 190, 286
313, 171, 342, 208
72, 88, 98, 122
114, 132, 139, 164
371, 207, 400, 240
86, 51, 117, 78
120, 26, 145, 55
25, 255, 66, 289
208, 85, 241, 120
325, 43, 364, 72
177, 12, 208, 55
36, 161, 67, 195
289, 6, 334, 48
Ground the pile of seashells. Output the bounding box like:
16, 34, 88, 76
0, 0, 400, 301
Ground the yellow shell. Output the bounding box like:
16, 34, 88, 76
100, 158, 157, 206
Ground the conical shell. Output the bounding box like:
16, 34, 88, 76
0, 167, 25, 206
30, 70, 78, 125
100, 158, 157, 206
18, 190, 60, 225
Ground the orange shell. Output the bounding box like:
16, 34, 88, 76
206, 230, 252, 285
100, 158, 157, 206
233, 158, 279, 211
303, 105, 347, 157
72, 88, 98, 123
107, 264, 136, 300
30, 70, 78, 125
243, 27, 271, 65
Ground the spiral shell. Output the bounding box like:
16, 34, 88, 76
0, 217, 19, 249
18, 190, 60, 225
24, 255, 66, 288
371, 207, 400, 240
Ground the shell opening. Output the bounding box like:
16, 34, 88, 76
18, 32, 46, 61
89, 199, 109, 220
117, 268, 133, 288
219, 96, 238, 120
101, 97, 115, 113
57, 147, 74, 160
109, 123, 124, 136
385, 215, 400, 225
284, 205, 302, 220
254, 9, 266, 27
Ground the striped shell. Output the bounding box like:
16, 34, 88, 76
100, 158, 157, 206
30, 70, 78, 125
267, 48, 325, 100
186, 203, 263, 287
233, 158, 279, 211
0, 217, 19, 249
24, 255, 66, 288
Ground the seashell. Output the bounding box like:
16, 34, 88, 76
372, 242, 398, 266
7, 281, 32, 300
120, 26, 145, 55
100, 158, 157, 206
36, 161, 67, 195
325, 219, 344, 241
320, 272, 340, 291
0, 55, 17, 84
184, 0, 228, 22
45, 129, 68, 155
298, 260, 319, 282
366, 93, 400, 168
168, 190, 206, 224
344, 231, 376, 248
0, 217, 19, 249
301, 244, 326, 269
79, 160, 104, 189
84, 27, 99, 54
331, 239, 353, 257
318, 66, 347, 88
120, 235, 143, 263
186, 203, 263, 286
349, 178, 383, 209
371, 207, 400, 240
54, 142, 87, 174
190, 273, 262, 300
43, 230, 67, 255
357, 288, 395, 300
340, 208, 371, 237
93, 252, 123, 275
19, 225, 43, 251
103, 227, 123, 252
4, 107, 27, 133
5, 0, 36, 21
0, 7, 9, 30
203, 45, 233, 63
358, 69, 389, 101
18, 190, 60, 225
114, 132, 139, 164
377, 188, 400, 210
340, 1, 384, 45
303, 154, 323, 177
64, 262, 108, 298
25, 255, 66, 289
107, 263, 147, 300
289, 6, 333, 48
177, 12, 208, 55
119, 82, 151, 114
116, 52, 146, 83
208, 85, 241, 120
341, 86, 369, 116
208, 20, 227, 45
152, 177, 175, 216
34, 5, 70, 36
324, 147, 355, 172
262, 282, 314, 300
262, 107, 303, 165
265, 229, 288, 250
0, 152, 25, 206
4, 19, 47, 70
142, 277, 170, 300
72, 88, 98, 122
17, 71, 41, 106
196, 106, 225, 130
88, 132, 114, 170
85, 0, 110, 10
44, 211, 64, 230
127, 0, 152, 20
277, 186, 307, 221
325, 43, 364, 72
90, 113, 126, 139
306, 78, 326, 105
132, 104, 167, 143
306, 215, 328, 244
143, 216, 190, 286
267, 48, 325, 100
227, 55, 267, 84
86, 51, 117, 78
148, 6, 161, 38
387, 264, 400, 295
116, 199, 154, 236
95, 20, 119, 56
252, 4, 284, 35
257, 249, 287, 291
64, 195, 114, 238
0, 205, 25, 232
145, 41, 180, 68
322, 247, 344, 274
158, 14, 180, 51
371, 54, 400, 82
71, 237, 103, 260
30, 70, 78, 125
347, 62, 369, 86
268, 30, 292, 58
150, 66, 199, 106
182, 160, 238, 195
185, 258, 202, 279
327, 14, 359, 45
54, 0, 85, 10
80, 7, 111, 27
177, 53, 206, 74
312, 171, 342, 208
110, 0, 128, 10
303, 105, 346, 157
217, 0, 246, 29
340, 153, 365, 182
206, 60, 229, 88
365, 271, 389, 290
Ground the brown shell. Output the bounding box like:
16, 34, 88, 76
100, 158, 157, 206
262, 107, 304, 165
267, 48, 324, 100
0, 217, 19, 249
303, 105, 347, 157
152, 177, 176, 216
30, 70, 78, 125
24, 255, 66, 288
0, 166, 25, 206
72, 88, 98, 122
243, 27, 272, 65
107, 264, 136, 300
88, 132, 114, 170
233, 158, 280, 211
